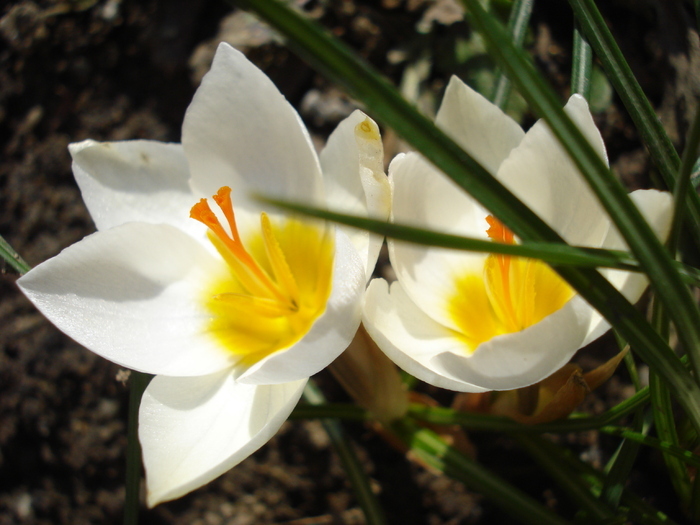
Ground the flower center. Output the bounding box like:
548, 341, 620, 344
191, 186, 334, 365
447, 215, 574, 354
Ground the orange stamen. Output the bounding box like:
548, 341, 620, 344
190, 187, 292, 307
212, 186, 241, 242
485, 215, 516, 327
485, 215, 515, 245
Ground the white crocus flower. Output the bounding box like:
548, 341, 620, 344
363, 76, 672, 393
18, 43, 389, 506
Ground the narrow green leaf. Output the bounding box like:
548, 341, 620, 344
515, 433, 617, 521
599, 424, 700, 470
670, 101, 700, 253
302, 382, 387, 525
260, 199, 700, 286
390, 420, 571, 525
650, 372, 691, 507
491, 0, 533, 109
523, 434, 678, 525
463, 0, 700, 413
568, 0, 700, 250
650, 298, 692, 508
615, 333, 642, 391
571, 21, 593, 99
601, 335, 646, 509
239, 0, 700, 434
0, 234, 30, 275
601, 411, 646, 509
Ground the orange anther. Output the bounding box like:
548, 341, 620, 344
212, 186, 240, 242
485, 215, 514, 245
190, 186, 293, 307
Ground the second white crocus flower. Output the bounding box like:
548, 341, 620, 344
363, 76, 672, 393
18, 43, 389, 506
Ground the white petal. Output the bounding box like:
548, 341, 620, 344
363, 279, 488, 392
140, 371, 306, 507
237, 230, 365, 384
69, 140, 201, 236
364, 279, 594, 391
183, 43, 323, 211
389, 151, 489, 329
433, 295, 593, 390
17, 223, 236, 376
495, 95, 610, 247
390, 151, 488, 236
584, 189, 674, 344
436, 76, 525, 175
321, 110, 390, 281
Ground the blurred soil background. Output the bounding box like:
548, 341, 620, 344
1, 0, 699, 523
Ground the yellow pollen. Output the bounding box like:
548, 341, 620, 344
447, 215, 574, 354
191, 186, 334, 364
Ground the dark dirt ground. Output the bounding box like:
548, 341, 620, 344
1, 0, 699, 523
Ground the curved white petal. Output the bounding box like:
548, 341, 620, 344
434, 295, 592, 390
321, 110, 389, 281
363, 279, 488, 392
69, 140, 201, 236
390, 151, 488, 236
364, 279, 593, 391
140, 371, 306, 507
17, 223, 236, 376
583, 189, 674, 345
183, 42, 323, 212
495, 95, 610, 247
237, 230, 365, 384
389, 151, 489, 329
436, 76, 525, 175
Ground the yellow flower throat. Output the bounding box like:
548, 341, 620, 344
191, 186, 334, 364
448, 215, 574, 354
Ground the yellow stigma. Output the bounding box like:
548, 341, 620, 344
447, 215, 574, 354
191, 186, 334, 365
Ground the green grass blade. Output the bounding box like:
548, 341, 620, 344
241, 0, 700, 434
568, 0, 700, 249
601, 336, 646, 509
463, 0, 700, 397
601, 411, 646, 509
302, 382, 387, 525
670, 102, 700, 253
571, 21, 593, 99
651, 298, 692, 508
390, 419, 571, 525
599, 424, 700, 470
522, 434, 678, 525
650, 372, 692, 507
491, 0, 533, 109
261, 199, 700, 286
515, 433, 617, 521
0, 234, 30, 275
